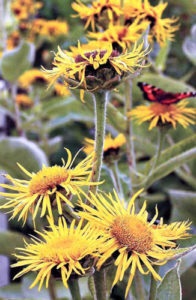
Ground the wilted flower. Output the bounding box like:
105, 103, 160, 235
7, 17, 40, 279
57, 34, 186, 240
43, 40, 149, 93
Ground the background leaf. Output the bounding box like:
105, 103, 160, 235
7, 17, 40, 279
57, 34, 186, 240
0, 137, 48, 178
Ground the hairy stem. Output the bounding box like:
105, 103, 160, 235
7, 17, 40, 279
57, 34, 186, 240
68, 278, 82, 300
149, 266, 160, 300
89, 91, 108, 194
93, 269, 107, 300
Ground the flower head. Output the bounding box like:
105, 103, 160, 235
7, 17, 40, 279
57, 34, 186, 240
84, 133, 126, 161
130, 101, 196, 130
72, 0, 122, 31
43, 41, 149, 92
88, 20, 149, 51
12, 218, 99, 290
30, 19, 69, 39
79, 190, 191, 297
18, 69, 49, 89
123, 0, 179, 46
11, 0, 42, 20
0, 149, 99, 224
15, 93, 33, 108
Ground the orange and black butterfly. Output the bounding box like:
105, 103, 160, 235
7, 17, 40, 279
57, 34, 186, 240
138, 82, 196, 105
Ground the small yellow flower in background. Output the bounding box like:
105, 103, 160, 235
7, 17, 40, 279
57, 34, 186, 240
72, 0, 122, 31
123, 0, 179, 46
43, 40, 149, 93
0, 149, 99, 224
53, 82, 71, 97
6, 31, 21, 50
88, 20, 149, 51
18, 69, 49, 89
15, 93, 33, 108
12, 218, 100, 290
30, 19, 69, 39
79, 189, 191, 297
84, 133, 126, 160
130, 101, 196, 130
11, 0, 42, 20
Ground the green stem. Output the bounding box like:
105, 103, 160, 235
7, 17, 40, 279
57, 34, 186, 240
48, 276, 57, 300
109, 161, 124, 198
120, 0, 125, 25
68, 278, 82, 300
89, 91, 108, 194
0, 0, 7, 51
133, 127, 166, 189
134, 269, 146, 300
124, 79, 137, 191
149, 266, 160, 300
93, 269, 107, 300
11, 83, 25, 137
144, 127, 165, 188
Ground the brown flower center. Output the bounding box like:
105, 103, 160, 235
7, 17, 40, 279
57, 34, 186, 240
29, 166, 69, 195
111, 215, 153, 253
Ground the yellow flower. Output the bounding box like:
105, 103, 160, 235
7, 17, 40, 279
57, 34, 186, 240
30, 19, 69, 38
79, 190, 191, 297
88, 20, 149, 50
53, 82, 71, 96
43, 40, 149, 92
72, 0, 122, 31
12, 218, 100, 290
130, 101, 196, 130
15, 93, 33, 108
18, 69, 49, 89
84, 133, 126, 159
11, 0, 42, 20
123, 0, 179, 46
7, 31, 21, 50
0, 149, 99, 224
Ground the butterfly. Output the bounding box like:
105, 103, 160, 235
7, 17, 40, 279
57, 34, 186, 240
137, 82, 196, 105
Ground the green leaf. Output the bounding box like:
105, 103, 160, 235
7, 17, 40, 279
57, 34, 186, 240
157, 261, 182, 300
0, 41, 35, 82
155, 40, 171, 71
0, 231, 30, 257
145, 134, 196, 188
0, 137, 48, 178
168, 189, 196, 224
182, 25, 196, 65
179, 246, 196, 275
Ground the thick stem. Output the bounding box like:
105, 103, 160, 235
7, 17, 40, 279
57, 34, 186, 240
144, 127, 165, 188
124, 79, 137, 191
48, 276, 57, 300
68, 278, 82, 300
149, 266, 160, 300
93, 269, 107, 300
109, 161, 124, 198
89, 91, 108, 194
134, 269, 146, 300
11, 83, 25, 137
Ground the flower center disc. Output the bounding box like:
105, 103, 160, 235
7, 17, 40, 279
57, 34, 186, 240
151, 103, 176, 114
29, 166, 69, 195
111, 215, 153, 253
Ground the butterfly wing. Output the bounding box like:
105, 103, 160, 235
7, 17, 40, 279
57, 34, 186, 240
138, 82, 196, 104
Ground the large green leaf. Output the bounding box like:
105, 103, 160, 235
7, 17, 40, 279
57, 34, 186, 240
168, 190, 196, 223
0, 41, 35, 82
157, 261, 182, 300
0, 137, 48, 178
0, 231, 30, 258
144, 134, 196, 188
